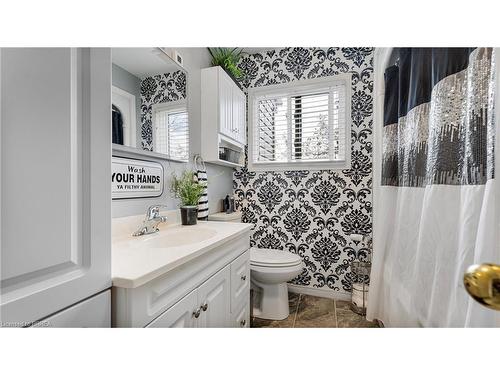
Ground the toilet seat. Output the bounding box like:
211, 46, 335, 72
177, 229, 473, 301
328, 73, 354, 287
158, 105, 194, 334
250, 247, 302, 268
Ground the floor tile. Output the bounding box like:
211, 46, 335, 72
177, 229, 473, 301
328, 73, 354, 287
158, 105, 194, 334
335, 300, 379, 328
335, 300, 352, 311
288, 292, 301, 312
251, 317, 294, 328
294, 294, 336, 328
250, 293, 379, 328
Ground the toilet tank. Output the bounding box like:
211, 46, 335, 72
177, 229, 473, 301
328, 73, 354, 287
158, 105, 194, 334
207, 211, 242, 223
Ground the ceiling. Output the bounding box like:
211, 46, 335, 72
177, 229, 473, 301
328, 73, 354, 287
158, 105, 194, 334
112, 48, 182, 79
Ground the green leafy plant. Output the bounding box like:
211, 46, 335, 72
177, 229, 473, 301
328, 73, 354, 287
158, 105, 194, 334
170, 170, 204, 207
208, 47, 244, 79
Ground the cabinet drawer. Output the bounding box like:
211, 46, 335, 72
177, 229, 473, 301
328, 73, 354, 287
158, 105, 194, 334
230, 250, 250, 311
231, 299, 250, 328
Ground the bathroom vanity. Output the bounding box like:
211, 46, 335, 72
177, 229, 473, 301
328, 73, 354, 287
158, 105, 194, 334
112, 213, 252, 327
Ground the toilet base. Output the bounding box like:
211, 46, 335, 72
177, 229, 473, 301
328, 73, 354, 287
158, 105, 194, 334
252, 282, 290, 320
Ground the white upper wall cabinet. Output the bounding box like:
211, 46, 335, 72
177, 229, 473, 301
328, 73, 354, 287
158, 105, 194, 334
201, 66, 246, 168
0, 48, 111, 325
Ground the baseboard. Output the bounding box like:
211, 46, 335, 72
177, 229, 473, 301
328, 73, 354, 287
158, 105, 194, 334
287, 284, 351, 301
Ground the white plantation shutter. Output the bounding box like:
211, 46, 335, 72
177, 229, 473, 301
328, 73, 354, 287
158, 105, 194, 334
249, 77, 349, 171
153, 102, 189, 161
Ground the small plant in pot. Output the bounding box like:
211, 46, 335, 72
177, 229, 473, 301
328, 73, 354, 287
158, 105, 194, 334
171, 170, 204, 225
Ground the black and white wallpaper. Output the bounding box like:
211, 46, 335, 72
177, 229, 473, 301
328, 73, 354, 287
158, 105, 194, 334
233, 48, 374, 295
140, 70, 187, 150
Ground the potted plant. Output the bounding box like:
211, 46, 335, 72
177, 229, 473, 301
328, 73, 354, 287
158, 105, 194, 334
208, 47, 244, 87
171, 170, 204, 225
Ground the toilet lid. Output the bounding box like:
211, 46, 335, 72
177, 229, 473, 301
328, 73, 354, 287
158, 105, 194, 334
250, 247, 302, 267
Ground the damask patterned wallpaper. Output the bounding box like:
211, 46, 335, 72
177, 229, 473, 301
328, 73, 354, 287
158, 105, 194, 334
234, 48, 374, 296
140, 70, 187, 150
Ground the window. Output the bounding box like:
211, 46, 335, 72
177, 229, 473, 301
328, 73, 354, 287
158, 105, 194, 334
152, 101, 189, 162
248, 76, 350, 171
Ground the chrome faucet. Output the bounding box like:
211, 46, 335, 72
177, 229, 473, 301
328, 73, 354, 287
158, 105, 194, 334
133, 205, 168, 236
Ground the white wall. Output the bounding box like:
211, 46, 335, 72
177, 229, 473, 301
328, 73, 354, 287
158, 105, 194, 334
112, 48, 234, 218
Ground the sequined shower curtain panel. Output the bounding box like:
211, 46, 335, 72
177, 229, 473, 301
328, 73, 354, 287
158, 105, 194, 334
368, 48, 500, 327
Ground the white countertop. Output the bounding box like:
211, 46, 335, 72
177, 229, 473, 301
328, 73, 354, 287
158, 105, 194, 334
112, 220, 252, 289
208, 211, 242, 221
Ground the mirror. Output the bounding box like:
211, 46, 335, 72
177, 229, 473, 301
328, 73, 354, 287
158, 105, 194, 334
111, 47, 189, 162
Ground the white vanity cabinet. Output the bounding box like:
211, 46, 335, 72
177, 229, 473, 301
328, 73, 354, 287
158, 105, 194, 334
201, 66, 247, 167
147, 266, 231, 328
145, 252, 250, 328
112, 223, 251, 328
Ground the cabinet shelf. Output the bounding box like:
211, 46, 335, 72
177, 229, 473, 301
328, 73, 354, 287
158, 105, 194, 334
206, 158, 244, 168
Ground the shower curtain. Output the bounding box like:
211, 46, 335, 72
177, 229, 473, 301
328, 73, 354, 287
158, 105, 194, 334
367, 48, 500, 327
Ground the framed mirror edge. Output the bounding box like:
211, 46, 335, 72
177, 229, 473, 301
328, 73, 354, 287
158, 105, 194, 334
111, 47, 190, 163
112, 143, 189, 163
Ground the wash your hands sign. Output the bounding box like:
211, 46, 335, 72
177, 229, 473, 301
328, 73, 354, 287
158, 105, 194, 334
112, 157, 163, 199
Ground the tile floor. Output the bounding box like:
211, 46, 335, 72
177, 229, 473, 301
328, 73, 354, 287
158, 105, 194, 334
251, 293, 380, 328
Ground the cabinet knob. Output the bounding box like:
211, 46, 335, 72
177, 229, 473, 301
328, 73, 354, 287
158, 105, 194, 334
192, 308, 201, 318
201, 303, 208, 311
240, 319, 246, 327
241, 275, 247, 281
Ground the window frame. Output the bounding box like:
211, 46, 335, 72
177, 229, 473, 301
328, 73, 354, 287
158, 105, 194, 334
247, 75, 351, 172
151, 99, 189, 162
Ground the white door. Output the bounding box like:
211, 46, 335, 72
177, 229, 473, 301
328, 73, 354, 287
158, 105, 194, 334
146, 290, 199, 328
0, 48, 111, 325
40, 290, 111, 328
198, 265, 231, 328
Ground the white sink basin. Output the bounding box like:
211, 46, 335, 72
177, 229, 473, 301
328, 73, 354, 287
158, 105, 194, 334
131, 226, 217, 248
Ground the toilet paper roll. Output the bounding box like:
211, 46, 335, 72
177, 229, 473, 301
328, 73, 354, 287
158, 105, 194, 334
350, 233, 364, 242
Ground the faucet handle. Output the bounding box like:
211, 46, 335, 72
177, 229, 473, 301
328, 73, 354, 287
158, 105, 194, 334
146, 204, 168, 219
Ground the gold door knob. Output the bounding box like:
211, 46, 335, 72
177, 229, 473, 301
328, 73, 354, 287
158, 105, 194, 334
463, 263, 500, 311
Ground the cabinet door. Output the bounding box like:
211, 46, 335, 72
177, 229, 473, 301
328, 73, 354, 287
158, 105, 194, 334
218, 70, 234, 139
231, 300, 250, 328
233, 87, 247, 144
197, 265, 231, 328
0, 48, 111, 325
230, 250, 250, 311
146, 289, 199, 328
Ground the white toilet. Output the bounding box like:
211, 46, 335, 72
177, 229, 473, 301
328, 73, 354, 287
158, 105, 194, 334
208, 211, 303, 321
250, 247, 303, 320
